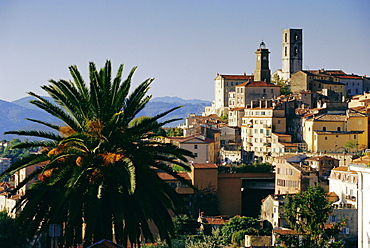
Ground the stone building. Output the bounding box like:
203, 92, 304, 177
302, 109, 367, 153
281, 28, 303, 81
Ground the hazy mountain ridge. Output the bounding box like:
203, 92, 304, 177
0, 96, 211, 140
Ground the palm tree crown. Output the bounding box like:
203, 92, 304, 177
1, 61, 194, 247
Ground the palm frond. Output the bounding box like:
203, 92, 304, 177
26, 118, 61, 131
4, 130, 62, 141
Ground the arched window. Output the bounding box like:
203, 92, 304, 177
337, 127, 341, 131
285, 33, 287, 42
285, 46, 287, 57
323, 127, 326, 131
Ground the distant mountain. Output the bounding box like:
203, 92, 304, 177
0, 96, 211, 140
0, 99, 60, 140
151, 96, 211, 105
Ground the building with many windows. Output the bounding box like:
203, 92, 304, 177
241, 100, 286, 154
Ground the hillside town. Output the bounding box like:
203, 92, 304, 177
163, 28, 370, 247
0, 28, 370, 247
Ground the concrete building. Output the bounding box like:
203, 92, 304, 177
181, 114, 222, 137
261, 194, 289, 229
290, 70, 345, 99
209, 74, 253, 116
337, 74, 364, 96
164, 135, 216, 164
229, 81, 280, 109
274, 154, 323, 195
348, 159, 370, 248
241, 100, 286, 154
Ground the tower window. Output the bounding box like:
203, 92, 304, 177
294, 47, 298, 56
285, 47, 287, 56
295, 35, 298, 41
285, 33, 287, 42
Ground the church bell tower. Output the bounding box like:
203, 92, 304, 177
254, 41, 271, 83
281, 28, 303, 80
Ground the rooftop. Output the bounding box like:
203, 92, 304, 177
192, 163, 218, 169
219, 74, 254, 80
237, 81, 280, 87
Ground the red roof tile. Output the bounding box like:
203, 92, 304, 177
337, 75, 362, 79
220, 75, 254, 80
237, 81, 280, 87
192, 163, 218, 169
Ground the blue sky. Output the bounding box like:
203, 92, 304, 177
1, 0, 369, 102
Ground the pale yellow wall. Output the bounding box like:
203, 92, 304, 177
348, 116, 368, 150
315, 133, 359, 153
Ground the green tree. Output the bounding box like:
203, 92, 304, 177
344, 139, 358, 153
166, 127, 184, 137
218, 216, 259, 245
276, 186, 344, 247
1, 61, 194, 247
173, 215, 200, 236
219, 111, 228, 123
0, 138, 34, 162
192, 184, 219, 217
271, 74, 291, 95
0, 211, 28, 248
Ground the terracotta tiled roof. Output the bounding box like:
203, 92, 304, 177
219, 74, 254, 80
204, 217, 228, 225
192, 163, 218, 169
238, 81, 280, 87
273, 133, 291, 137
337, 75, 362, 79
313, 114, 347, 121
351, 155, 370, 165
332, 166, 351, 172
327, 192, 339, 198
279, 142, 298, 147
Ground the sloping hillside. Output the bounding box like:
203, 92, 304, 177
0, 96, 211, 140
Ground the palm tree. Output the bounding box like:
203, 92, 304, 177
1, 61, 194, 247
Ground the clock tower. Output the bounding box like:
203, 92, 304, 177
254, 41, 271, 83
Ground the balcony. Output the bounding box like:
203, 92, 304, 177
345, 195, 356, 202
263, 143, 271, 147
